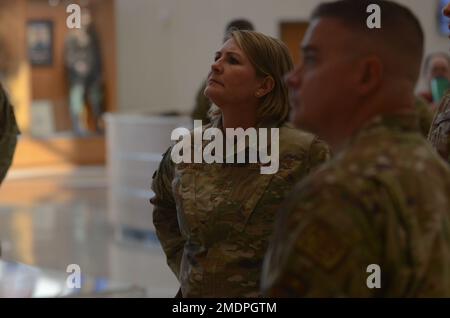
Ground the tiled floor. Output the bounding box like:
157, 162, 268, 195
0, 166, 179, 297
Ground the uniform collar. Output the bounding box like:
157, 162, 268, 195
206, 117, 284, 165
339, 112, 420, 153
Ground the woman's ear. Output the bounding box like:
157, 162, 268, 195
256, 76, 275, 98
357, 56, 383, 96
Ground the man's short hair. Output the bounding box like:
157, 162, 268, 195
225, 19, 255, 33
223, 19, 255, 43
311, 0, 424, 82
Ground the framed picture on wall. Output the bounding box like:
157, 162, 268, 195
27, 20, 53, 66
439, 0, 450, 36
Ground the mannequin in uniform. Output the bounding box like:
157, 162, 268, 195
64, 7, 103, 135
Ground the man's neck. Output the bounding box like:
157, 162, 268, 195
326, 99, 415, 153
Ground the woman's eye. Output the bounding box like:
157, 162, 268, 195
229, 57, 239, 64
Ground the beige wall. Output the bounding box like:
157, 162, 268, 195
0, 0, 31, 132
116, 0, 450, 114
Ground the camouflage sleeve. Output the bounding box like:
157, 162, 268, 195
150, 147, 185, 280
0, 83, 20, 136
306, 137, 331, 172
0, 83, 19, 184
427, 91, 450, 163
448, 135, 450, 164
262, 183, 380, 298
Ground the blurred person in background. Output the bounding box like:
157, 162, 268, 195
64, 6, 103, 135
419, 52, 450, 109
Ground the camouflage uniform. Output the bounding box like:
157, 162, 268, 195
414, 96, 434, 138
262, 113, 450, 297
191, 81, 211, 125
150, 121, 330, 297
0, 83, 19, 184
428, 90, 450, 163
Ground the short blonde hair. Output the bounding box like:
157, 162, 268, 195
208, 30, 294, 127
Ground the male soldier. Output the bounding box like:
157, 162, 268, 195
428, 4, 450, 164
262, 0, 450, 297
0, 83, 19, 184
191, 19, 254, 124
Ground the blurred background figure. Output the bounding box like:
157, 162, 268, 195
64, 5, 103, 136
414, 52, 450, 137
419, 52, 450, 110
191, 18, 255, 124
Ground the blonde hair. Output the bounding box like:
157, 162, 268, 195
208, 30, 294, 127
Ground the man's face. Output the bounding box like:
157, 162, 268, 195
428, 56, 450, 82
286, 18, 359, 137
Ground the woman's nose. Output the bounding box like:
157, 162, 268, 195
211, 59, 223, 74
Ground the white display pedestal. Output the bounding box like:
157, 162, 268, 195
104, 113, 191, 239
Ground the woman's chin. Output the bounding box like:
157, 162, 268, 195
204, 90, 220, 105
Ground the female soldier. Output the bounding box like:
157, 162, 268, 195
150, 30, 329, 297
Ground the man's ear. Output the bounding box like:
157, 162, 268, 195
256, 76, 275, 98
357, 56, 383, 96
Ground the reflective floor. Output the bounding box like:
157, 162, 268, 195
0, 166, 179, 297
